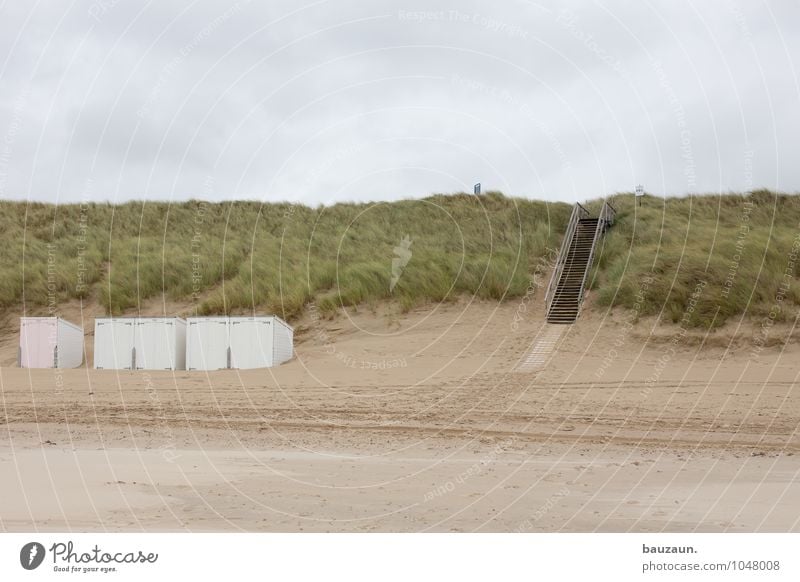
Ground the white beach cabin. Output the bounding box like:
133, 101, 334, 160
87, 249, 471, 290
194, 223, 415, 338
19, 317, 84, 368
186, 316, 293, 370
94, 317, 187, 370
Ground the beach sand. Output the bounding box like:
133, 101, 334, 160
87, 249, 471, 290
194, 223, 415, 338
1, 296, 799, 532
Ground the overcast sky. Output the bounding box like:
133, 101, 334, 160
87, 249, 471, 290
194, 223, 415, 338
0, 1, 797, 205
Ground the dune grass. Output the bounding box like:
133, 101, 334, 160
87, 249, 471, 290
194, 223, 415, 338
0, 192, 568, 320
3, 190, 798, 327
587, 189, 800, 327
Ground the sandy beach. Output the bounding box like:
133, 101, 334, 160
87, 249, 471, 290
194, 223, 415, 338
1, 297, 799, 532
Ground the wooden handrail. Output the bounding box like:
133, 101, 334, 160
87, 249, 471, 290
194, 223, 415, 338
601, 201, 616, 227
545, 202, 590, 311
577, 201, 615, 311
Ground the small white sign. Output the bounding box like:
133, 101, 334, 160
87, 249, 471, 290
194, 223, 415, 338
635, 184, 644, 197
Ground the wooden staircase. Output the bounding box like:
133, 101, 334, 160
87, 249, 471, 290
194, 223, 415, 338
547, 218, 599, 323
545, 202, 616, 324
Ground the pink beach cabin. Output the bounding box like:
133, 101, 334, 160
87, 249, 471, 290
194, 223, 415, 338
19, 317, 84, 368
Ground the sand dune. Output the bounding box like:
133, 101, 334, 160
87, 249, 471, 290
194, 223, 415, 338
1, 296, 799, 532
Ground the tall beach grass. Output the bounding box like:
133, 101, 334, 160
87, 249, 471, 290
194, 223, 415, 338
0, 192, 567, 320
3, 190, 798, 327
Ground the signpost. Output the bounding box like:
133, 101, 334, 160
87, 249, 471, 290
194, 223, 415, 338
474, 183, 481, 195
635, 184, 644, 206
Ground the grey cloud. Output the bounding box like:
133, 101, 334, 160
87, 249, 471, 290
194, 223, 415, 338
0, 0, 797, 204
